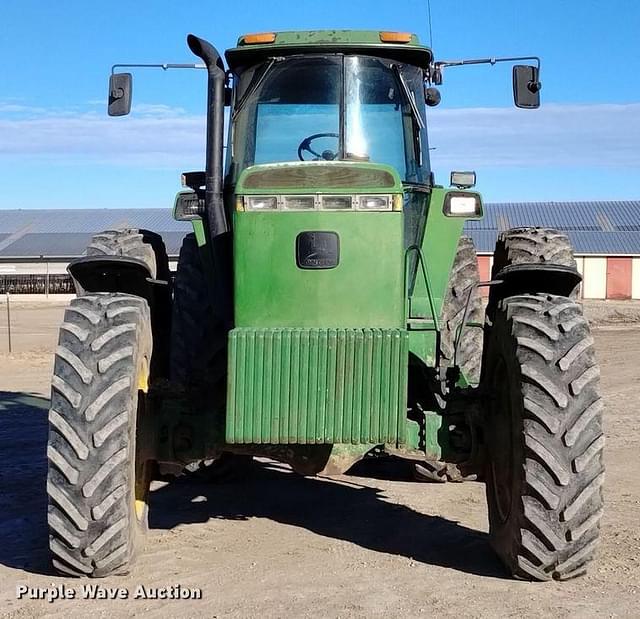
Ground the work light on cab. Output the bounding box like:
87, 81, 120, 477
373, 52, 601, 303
443, 191, 483, 217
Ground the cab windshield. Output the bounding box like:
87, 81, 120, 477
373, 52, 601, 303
230, 55, 429, 183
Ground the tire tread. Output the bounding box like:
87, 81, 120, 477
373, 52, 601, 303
47, 293, 151, 577
485, 293, 604, 581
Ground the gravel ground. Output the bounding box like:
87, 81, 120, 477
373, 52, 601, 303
0, 299, 638, 618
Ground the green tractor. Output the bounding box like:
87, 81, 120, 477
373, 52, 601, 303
46, 30, 604, 581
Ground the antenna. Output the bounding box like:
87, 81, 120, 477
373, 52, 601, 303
427, 0, 434, 49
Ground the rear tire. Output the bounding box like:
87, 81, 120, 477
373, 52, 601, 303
491, 227, 578, 298
414, 237, 483, 484
170, 233, 226, 387
483, 293, 604, 581
86, 228, 170, 281
170, 234, 239, 478
47, 293, 153, 577
440, 236, 483, 385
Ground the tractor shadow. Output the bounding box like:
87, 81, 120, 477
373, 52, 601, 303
0, 390, 506, 579
150, 457, 507, 579
0, 391, 53, 575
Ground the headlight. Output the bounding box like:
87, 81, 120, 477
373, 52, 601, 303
358, 195, 391, 210
321, 195, 352, 210
283, 195, 315, 210
245, 196, 278, 210
238, 193, 402, 212
443, 191, 483, 217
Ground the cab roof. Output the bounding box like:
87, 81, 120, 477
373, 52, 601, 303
225, 29, 433, 74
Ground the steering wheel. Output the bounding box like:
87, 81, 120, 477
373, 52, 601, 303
297, 132, 339, 161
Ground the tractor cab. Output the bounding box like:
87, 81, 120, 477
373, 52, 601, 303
225, 31, 433, 185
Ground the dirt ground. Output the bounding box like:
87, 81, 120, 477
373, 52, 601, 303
0, 299, 639, 618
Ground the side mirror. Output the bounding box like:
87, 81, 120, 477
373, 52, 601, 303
108, 73, 132, 116
513, 65, 541, 109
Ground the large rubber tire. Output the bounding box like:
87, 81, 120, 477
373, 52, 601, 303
440, 235, 483, 385
170, 233, 226, 388
86, 228, 170, 281
492, 228, 577, 296
413, 237, 483, 484
47, 293, 153, 577
483, 293, 604, 581
170, 234, 239, 479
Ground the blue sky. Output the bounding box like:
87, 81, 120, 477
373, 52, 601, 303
1, 0, 639, 209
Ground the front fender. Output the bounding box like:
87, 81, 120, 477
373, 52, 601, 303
68, 255, 159, 300
492, 263, 582, 300
68, 254, 172, 377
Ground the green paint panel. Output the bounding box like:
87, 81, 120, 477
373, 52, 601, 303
407, 187, 473, 365
225, 30, 433, 73
234, 211, 405, 328
226, 328, 409, 444
238, 30, 424, 47
190, 218, 207, 247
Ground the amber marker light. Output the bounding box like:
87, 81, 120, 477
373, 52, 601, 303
379, 32, 412, 43
241, 32, 277, 45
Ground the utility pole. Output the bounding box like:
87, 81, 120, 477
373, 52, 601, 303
6, 291, 12, 353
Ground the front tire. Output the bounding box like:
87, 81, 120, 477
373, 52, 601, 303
47, 293, 153, 577
483, 293, 604, 581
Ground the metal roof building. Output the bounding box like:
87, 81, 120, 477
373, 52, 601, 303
0, 201, 639, 260
0, 208, 190, 260
0, 201, 639, 298
466, 201, 640, 255
465, 201, 640, 300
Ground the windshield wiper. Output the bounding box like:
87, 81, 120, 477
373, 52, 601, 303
232, 57, 281, 121
392, 65, 425, 130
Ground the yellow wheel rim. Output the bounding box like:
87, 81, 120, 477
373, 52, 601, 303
135, 357, 151, 522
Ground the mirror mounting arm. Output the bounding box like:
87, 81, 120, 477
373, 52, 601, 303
110, 63, 206, 73
429, 55, 541, 85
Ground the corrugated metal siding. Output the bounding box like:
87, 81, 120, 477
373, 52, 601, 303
0, 208, 188, 234
1, 233, 93, 257
0, 209, 190, 258
466, 201, 640, 254
226, 328, 408, 445
1, 202, 639, 258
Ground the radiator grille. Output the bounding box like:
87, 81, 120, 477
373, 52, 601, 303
226, 328, 408, 444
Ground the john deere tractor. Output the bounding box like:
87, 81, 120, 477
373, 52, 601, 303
46, 30, 604, 581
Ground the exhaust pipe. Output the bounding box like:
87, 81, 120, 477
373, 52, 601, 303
187, 34, 228, 237
187, 34, 233, 327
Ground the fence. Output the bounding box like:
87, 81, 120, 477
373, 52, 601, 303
0, 274, 75, 294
